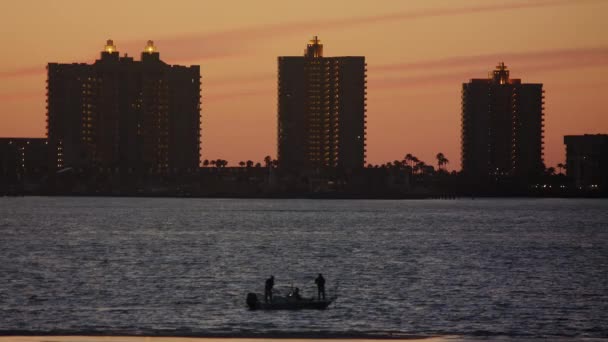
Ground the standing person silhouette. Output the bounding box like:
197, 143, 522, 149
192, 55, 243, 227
315, 273, 326, 300
265, 275, 274, 303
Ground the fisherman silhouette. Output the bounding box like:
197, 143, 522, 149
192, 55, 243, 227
315, 273, 326, 300
265, 275, 274, 303
289, 287, 302, 300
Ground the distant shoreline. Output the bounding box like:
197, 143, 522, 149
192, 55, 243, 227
1, 193, 607, 199
2, 333, 606, 342
0, 331, 440, 340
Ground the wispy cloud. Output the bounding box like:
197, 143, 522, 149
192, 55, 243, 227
0, 66, 45, 79
372, 47, 608, 73
6, 45, 603, 100
207, 73, 275, 87
2, 0, 595, 80
204, 89, 269, 103
0, 91, 42, 102
317, 0, 592, 29
371, 46, 608, 89
205, 46, 608, 94
145, 0, 594, 63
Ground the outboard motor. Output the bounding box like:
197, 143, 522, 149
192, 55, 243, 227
246, 293, 259, 310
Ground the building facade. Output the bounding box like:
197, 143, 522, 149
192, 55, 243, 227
47, 40, 201, 175
564, 134, 608, 189
461, 63, 544, 183
278, 37, 366, 173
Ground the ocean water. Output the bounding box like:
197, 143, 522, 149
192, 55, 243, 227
0, 197, 607, 339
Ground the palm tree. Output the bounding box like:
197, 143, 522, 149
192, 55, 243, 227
246, 160, 254, 168
404, 154, 414, 167
255, 162, 262, 168
264, 155, 272, 168
557, 163, 566, 175
411, 157, 420, 174
418, 161, 427, 175
203, 159, 209, 167
436, 153, 449, 171
239, 161, 246, 168
413, 163, 420, 175
436, 153, 445, 170
210, 160, 216, 167
546, 167, 556, 176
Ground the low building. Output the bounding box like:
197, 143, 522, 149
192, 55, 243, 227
564, 134, 608, 190
0, 138, 48, 192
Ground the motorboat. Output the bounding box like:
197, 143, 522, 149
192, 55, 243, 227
246, 291, 334, 310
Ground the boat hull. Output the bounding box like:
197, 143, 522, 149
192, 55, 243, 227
246, 293, 333, 310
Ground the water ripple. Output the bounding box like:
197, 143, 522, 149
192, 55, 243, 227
0, 197, 607, 338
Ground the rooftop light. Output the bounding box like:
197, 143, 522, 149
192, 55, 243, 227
104, 39, 117, 53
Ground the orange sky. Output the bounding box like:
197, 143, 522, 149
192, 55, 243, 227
1, 0, 607, 170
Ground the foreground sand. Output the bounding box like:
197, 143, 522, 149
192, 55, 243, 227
0, 336, 454, 342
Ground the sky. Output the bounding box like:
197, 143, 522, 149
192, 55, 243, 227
1, 0, 607, 170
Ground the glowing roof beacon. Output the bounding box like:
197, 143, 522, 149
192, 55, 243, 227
104, 39, 117, 53
492, 62, 510, 85
305, 35, 323, 58
144, 40, 157, 54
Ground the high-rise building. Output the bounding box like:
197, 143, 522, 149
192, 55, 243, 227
564, 134, 608, 189
47, 40, 201, 174
461, 63, 544, 183
278, 37, 366, 172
